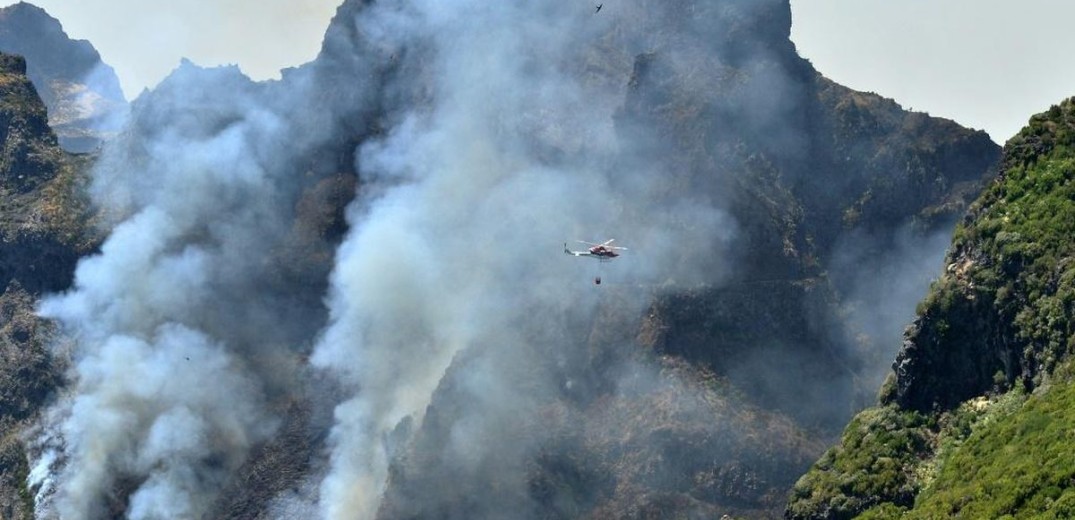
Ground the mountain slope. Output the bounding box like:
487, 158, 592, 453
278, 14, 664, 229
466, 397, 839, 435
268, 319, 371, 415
0, 2, 127, 152
0, 51, 91, 520
0, 1, 1004, 518
787, 98, 1075, 519
368, 1, 1000, 518
0, 52, 92, 292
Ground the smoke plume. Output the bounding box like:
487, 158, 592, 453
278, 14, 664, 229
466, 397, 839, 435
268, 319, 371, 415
830, 224, 956, 393
29, 0, 737, 516
309, 1, 738, 517
25, 0, 967, 517
30, 52, 377, 518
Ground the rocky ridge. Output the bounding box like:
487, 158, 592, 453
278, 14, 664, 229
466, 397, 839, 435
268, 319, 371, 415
0, 1, 1009, 518
0, 2, 127, 152
372, 0, 1000, 518
0, 51, 90, 520
787, 98, 1075, 519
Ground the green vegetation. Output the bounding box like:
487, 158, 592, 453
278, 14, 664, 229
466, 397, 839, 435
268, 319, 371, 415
915, 98, 1075, 391
952, 100, 1075, 381
786, 406, 932, 519
908, 377, 1075, 518
788, 384, 1033, 519
855, 503, 908, 519
834, 380, 1075, 519
787, 99, 1075, 518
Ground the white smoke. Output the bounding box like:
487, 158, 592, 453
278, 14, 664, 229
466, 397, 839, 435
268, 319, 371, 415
44, 324, 273, 519
831, 224, 956, 392
310, 1, 734, 518
30, 59, 357, 518
30, 1, 741, 518
18, 0, 999, 516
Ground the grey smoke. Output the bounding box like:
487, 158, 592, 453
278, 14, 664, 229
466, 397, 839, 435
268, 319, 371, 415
310, 1, 736, 517
73, 61, 130, 134
24, 0, 898, 518
30, 58, 360, 518
830, 224, 955, 394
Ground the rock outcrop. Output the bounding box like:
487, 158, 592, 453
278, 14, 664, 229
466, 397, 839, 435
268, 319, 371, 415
787, 98, 1075, 519
0, 1, 1007, 518
371, 0, 1001, 517
0, 51, 91, 519
0, 52, 92, 292
0, 2, 127, 152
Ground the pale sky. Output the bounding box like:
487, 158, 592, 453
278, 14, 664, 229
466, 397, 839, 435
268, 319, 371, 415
8, 0, 1075, 142
12, 0, 341, 96
790, 0, 1075, 142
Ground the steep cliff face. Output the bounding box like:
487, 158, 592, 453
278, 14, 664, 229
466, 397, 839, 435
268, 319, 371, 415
2, 1, 1005, 518
0, 51, 89, 520
0, 2, 127, 152
0, 53, 54, 188
601, 0, 998, 411
892, 101, 1075, 411
0, 52, 92, 293
787, 98, 1075, 519
370, 0, 999, 518
0, 282, 63, 520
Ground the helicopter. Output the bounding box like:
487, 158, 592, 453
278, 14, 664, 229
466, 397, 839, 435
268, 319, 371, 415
564, 239, 627, 261
564, 239, 628, 284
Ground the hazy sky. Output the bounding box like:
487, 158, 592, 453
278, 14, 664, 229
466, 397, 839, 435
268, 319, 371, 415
8, 0, 1075, 142
791, 0, 1075, 142
14, 0, 341, 96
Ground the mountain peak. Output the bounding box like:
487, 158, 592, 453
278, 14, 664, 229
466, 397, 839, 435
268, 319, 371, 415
0, 2, 127, 152
0, 1, 51, 19
0, 51, 25, 75
788, 97, 1075, 519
